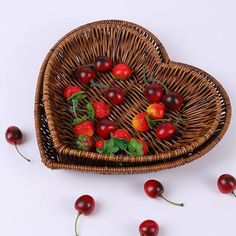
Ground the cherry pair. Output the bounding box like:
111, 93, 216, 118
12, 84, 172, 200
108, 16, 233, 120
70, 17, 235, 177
74, 195, 159, 236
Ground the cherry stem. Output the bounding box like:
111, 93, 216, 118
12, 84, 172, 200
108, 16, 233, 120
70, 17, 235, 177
142, 68, 148, 85
14, 143, 31, 162
168, 114, 184, 123
160, 195, 184, 207
86, 63, 95, 67
90, 80, 108, 89
152, 118, 171, 122
75, 212, 81, 236
231, 192, 236, 198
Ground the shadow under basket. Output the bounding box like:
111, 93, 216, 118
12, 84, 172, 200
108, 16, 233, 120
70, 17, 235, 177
35, 20, 231, 174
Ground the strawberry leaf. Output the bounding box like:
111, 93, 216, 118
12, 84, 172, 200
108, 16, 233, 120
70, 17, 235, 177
72, 116, 88, 125
113, 138, 129, 151
146, 114, 156, 129
87, 102, 95, 120
67, 91, 86, 102
128, 138, 144, 156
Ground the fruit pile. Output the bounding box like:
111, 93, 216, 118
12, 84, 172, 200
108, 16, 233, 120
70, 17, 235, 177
63, 56, 150, 156
63, 56, 184, 156
132, 70, 183, 140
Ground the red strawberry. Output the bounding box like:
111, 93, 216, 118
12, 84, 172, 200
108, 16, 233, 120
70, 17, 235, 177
73, 120, 94, 137
112, 129, 131, 141
95, 140, 105, 149
75, 135, 94, 151
136, 139, 149, 155
93, 101, 110, 119
63, 85, 82, 99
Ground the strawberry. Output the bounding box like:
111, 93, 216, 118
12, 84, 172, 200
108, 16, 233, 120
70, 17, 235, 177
132, 112, 149, 132
112, 129, 131, 141
95, 140, 105, 149
63, 85, 82, 99
73, 118, 94, 137
64, 85, 86, 118
136, 139, 149, 155
75, 135, 94, 151
92, 101, 110, 119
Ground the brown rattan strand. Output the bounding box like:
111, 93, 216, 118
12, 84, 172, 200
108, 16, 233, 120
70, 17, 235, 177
42, 20, 221, 163
34, 52, 231, 174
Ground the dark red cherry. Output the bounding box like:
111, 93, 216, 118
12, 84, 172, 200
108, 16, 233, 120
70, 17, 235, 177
96, 118, 116, 138
162, 91, 183, 111
74, 195, 95, 236
217, 174, 236, 196
76, 66, 96, 84
95, 56, 112, 72
5, 126, 30, 162
144, 180, 184, 207
144, 83, 164, 103
155, 123, 176, 140
139, 219, 159, 236
104, 86, 125, 105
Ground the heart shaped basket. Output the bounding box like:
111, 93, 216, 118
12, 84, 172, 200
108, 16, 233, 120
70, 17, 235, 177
35, 20, 231, 173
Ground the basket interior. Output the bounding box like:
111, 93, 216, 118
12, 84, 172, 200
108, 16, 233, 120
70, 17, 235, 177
42, 21, 221, 161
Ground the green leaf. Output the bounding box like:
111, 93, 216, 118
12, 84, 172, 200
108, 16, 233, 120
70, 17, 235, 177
146, 114, 156, 129
109, 146, 119, 154
113, 138, 129, 151
86, 102, 95, 120
67, 91, 86, 102
96, 148, 105, 154
72, 116, 88, 125
128, 138, 144, 156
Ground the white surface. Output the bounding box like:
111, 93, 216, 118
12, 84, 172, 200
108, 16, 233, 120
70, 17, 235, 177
0, 0, 235, 235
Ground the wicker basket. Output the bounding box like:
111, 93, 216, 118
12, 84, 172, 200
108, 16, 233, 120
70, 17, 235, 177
35, 20, 231, 174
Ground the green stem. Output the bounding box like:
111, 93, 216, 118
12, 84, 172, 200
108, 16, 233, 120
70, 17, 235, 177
147, 78, 169, 93
231, 192, 236, 198
160, 195, 184, 207
72, 99, 78, 118
14, 143, 31, 162
168, 114, 184, 123
142, 68, 148, 85
75, 212, 81, 236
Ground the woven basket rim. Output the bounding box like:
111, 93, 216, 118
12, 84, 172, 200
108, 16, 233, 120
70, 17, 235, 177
34, 47, 231, 174
42, 20, 222, 163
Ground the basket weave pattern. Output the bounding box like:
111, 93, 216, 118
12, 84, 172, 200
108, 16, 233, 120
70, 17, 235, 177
35, 20, 231, 174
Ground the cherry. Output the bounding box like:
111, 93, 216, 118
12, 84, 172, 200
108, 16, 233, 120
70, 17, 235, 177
76, 66, 96, 84
112, 63, 132, 80
96, 118, 116, 138
217, 174, 236, 197
139, 219, 159, 236
144, 83, 164, 103
5, 126, 30, 162
74, 195, 95, 236
162, 91, 183, 111
104, 86, 125, 105
144, 180, 184, 207
95, 56, 112, 72
155, 122, 176, 140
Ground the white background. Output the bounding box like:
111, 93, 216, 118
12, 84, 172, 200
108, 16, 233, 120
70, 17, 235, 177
0, 0, 235, 235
